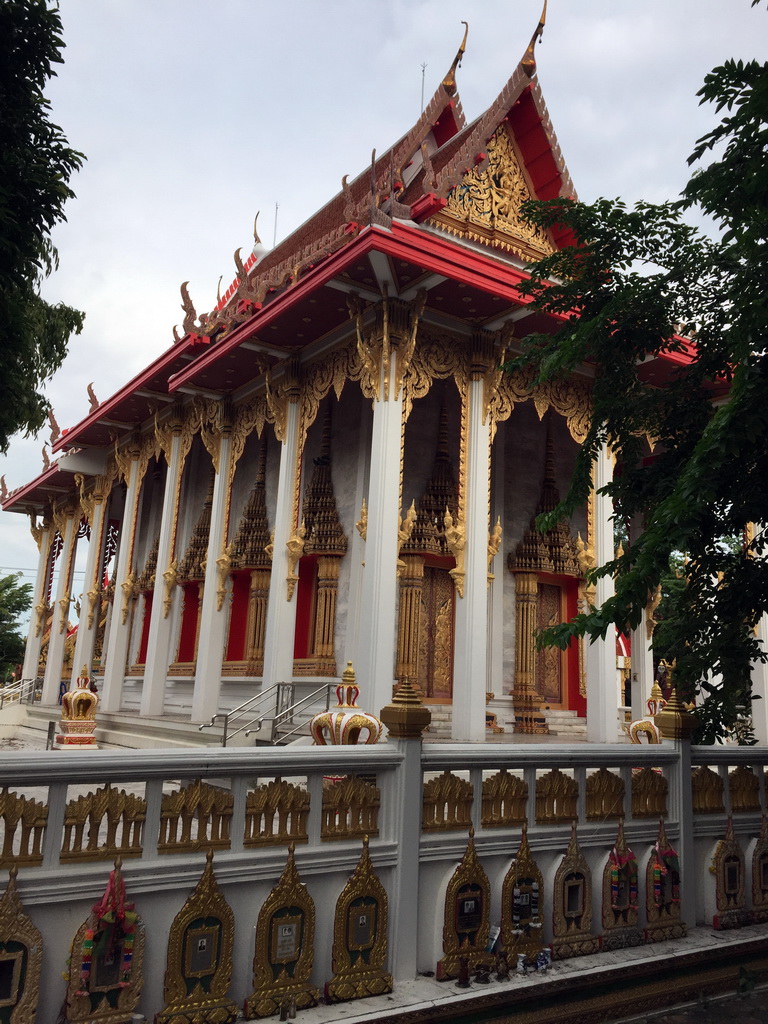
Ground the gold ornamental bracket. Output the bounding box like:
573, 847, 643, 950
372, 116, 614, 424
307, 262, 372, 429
487, 516, 502, 584
245, 843, 319, 1019
156, 850, 238, 1024
119, 571, 136, 626
0, 866, 43, 1023
396, 501, 416, 574
215, 543, 234, 612
161, 560, 177, 619
286, 521, 306, 601
348, 289, 426, 403
444, 508, 466, 598
326, 835, 393, 1003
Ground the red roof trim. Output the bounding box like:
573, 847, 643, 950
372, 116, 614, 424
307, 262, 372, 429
167, 224, 546, 394
52, 337, 195, 453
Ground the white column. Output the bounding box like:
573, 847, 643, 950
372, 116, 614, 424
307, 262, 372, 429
71, 493, 108, 686
489, 426, 505, 699
261, 400, 302, 687
752, 612, 768, 744
354, 355, 402, 718
141, 432, 183, 717
342, 411, 372, 670
21, 521, 53, 683
586, 444, 618, 742
630, 617, 655, 720
192, 432, 233, 722
41, 511, 79, 705
101, 455, 142, 713
451, 375, 490, 742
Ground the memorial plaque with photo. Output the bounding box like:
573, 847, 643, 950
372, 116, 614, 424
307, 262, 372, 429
456, 889, 482, 933
185, 924, 219, 977
90, 939, 124, 992
271, 912, 302, 964
348, 901, 376, 951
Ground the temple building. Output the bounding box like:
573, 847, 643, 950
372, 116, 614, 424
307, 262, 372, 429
3, 13, 658, 744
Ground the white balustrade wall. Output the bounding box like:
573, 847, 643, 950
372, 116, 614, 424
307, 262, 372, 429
0, 739, 765, 1022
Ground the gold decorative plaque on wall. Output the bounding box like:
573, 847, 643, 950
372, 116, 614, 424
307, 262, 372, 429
245, 843, 319, 1019
155, 850, 238, 1024
327, 835, 392, 1002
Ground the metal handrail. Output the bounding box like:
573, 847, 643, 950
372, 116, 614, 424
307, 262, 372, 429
0, 678, 36, 709
269, 682, 334, 744
199, 683, 282, 747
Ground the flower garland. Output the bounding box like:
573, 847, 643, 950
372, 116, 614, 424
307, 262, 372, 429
74, 868, 138, 996
652, 841, 681, 908
609, 846, 638, 911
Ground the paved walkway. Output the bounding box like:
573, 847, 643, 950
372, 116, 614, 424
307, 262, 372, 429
619, 994, 768, 1023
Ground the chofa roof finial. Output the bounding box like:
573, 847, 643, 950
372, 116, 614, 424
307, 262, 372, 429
521, 1, 547, 78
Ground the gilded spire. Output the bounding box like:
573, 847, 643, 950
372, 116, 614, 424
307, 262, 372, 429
302, 407, 347, 556
231, 436, 271, 569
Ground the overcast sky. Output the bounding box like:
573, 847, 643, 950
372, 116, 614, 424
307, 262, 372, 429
1, 0, 765, 608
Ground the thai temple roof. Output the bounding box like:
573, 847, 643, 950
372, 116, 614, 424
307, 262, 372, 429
4, 3, 586, 513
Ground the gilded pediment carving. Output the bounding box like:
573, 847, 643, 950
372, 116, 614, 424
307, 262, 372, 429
435, 125, 555, 261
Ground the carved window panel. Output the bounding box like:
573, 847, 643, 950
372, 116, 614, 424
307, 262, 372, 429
321, 776, 379, 841
422, 771, 473, 832
691, 765, 725, 814
551, 824, 599, 960
0, 790, 47, 868
500, 824, 544, 962
535, 768, 578, 824
436, 830, 492, 980
728, 765, 761, 813
158, 780, 233, 854
631, 767, 668, 819
245, 780, 309, 847
481, 769, 527, 828
586, 768, 624, 821
753, 821, 768, 922
61, 784, 146, 862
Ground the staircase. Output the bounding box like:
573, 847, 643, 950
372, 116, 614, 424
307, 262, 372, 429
541, 708, 587, 739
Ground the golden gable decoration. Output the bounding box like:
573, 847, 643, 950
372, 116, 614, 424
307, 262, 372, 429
245, 843, 319, 1019
0, 866, 42, 1024
436, 125, 555, 262
156, 850, 238, 1024
436, 828, 492, 980
326, 835, 392, 1003
65, 859, 145, 1024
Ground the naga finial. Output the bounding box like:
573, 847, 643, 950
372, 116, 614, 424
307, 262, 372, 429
521, 0, 547, 78
87, 382, 99, 412
442, 21, 469, 96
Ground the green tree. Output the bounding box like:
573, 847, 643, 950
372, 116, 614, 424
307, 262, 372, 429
0, 0, 85, 453
512, 11, 767, 741
0, 574, 32, 679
